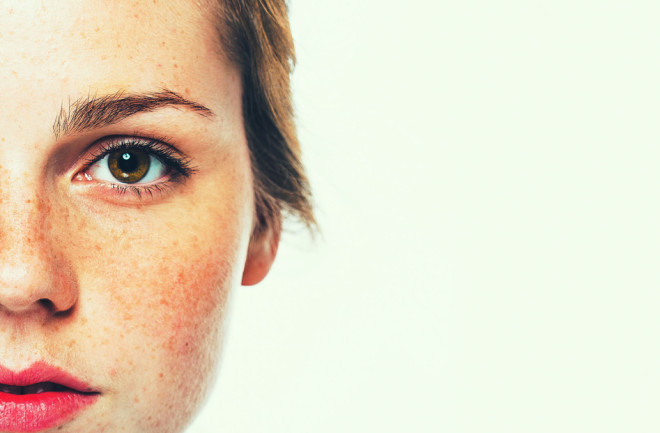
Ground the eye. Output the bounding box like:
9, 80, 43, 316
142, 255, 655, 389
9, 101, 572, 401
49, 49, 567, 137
89, 148, 168, 184
74, 136, 196, 198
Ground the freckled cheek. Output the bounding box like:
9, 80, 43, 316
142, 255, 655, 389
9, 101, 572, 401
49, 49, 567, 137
51, 203, 245, 393
75, 223, 238, 337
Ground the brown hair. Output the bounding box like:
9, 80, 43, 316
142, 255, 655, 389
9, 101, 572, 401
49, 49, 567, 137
214, 0, 315, 238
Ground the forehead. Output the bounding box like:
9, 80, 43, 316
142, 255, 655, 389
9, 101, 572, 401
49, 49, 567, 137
0, 0, 229, 127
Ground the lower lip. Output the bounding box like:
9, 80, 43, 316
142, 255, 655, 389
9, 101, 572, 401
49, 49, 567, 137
0, 391, 98, 432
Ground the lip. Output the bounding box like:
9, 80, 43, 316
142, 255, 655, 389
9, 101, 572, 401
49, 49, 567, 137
0, 362, 99, 432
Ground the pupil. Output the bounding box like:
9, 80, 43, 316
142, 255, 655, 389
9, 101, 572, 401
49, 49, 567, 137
118, 152, 139, 173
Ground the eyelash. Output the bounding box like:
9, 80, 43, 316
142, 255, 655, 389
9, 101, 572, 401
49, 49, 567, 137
79, 135, 196, 200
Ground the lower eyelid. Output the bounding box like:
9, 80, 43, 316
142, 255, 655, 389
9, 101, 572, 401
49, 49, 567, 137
71, 178, 180, 203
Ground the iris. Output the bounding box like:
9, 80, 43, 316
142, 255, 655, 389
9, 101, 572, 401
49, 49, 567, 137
108, 149, 150, 183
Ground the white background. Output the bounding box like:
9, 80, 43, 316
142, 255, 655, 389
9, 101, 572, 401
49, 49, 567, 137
191, 1, 660, 432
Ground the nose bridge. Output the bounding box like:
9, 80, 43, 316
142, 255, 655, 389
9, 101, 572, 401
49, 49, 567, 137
0, 186, 49, 267
0, 165, 49, 251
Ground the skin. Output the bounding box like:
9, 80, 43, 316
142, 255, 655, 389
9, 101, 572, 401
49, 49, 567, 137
0, 0, 278, 431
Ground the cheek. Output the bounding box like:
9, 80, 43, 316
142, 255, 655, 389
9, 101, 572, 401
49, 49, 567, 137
50, 184, 251, 431
108, 244, 233, 429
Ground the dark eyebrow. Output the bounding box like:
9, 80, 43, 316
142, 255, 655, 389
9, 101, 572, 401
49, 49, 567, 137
52, 89, 214, 138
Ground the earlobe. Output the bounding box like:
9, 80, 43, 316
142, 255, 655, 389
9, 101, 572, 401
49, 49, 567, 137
241, 225, 280, 286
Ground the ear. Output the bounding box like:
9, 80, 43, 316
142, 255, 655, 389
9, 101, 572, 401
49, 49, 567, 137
241, 224, 281, 286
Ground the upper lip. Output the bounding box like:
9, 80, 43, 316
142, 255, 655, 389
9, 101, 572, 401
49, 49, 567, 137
0, 362, 98, 394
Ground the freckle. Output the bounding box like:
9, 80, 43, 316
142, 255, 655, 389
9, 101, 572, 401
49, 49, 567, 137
173, 64, 178, 69
157, 63, 162, 68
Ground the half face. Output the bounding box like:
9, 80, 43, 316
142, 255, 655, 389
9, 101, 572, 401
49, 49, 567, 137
0, 1, 265, 431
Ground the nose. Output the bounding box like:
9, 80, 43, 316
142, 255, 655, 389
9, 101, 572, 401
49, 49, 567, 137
0, 194, 77, 316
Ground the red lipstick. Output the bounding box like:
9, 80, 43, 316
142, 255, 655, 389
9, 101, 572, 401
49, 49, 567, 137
0, 362, 99, 432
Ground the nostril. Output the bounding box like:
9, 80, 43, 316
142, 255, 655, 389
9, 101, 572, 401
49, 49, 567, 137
38, 299, 55, 312
40, 298, 75, 318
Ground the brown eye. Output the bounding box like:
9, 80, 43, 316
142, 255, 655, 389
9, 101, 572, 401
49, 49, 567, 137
107, 149, 150, 184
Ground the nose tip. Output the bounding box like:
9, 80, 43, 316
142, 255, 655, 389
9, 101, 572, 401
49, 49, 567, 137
0, 290, 49, 315
0, 257, 77, 315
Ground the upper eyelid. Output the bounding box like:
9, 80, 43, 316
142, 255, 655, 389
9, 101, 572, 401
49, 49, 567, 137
78, 135, 196, 178
86, 134, 176, 155
84, 136, 186, 163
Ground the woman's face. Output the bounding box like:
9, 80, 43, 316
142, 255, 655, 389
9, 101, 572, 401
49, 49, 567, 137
0, 1, 272, 431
